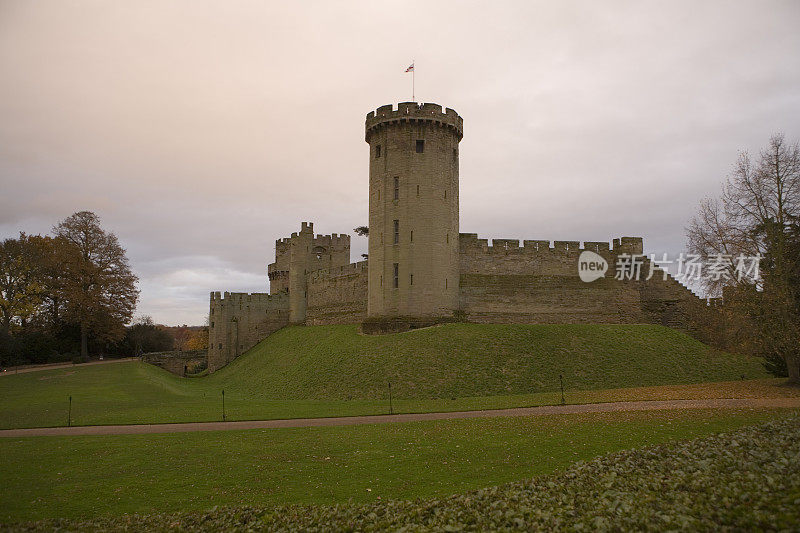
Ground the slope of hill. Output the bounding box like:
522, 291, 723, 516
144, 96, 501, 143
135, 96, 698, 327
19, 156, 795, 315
0, 323, 772, 428
207, 323, 767, 399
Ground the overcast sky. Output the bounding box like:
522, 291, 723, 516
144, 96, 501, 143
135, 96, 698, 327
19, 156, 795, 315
1, 0, 799, 325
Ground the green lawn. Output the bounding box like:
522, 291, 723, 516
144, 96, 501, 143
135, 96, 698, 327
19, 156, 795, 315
0, 323, 771, 429
0, 408, 791, 523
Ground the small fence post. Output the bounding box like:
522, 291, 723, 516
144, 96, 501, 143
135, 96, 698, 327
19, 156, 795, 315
222, 389, 226, 421
68, 395, 72, 427
559, 374, 565, 406
388, 382, 393, 415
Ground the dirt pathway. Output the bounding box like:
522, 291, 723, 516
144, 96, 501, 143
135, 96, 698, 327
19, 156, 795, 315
0, 358, 138, 376
2, 397, 798, 438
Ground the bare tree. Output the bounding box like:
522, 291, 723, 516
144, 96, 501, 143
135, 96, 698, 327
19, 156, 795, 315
687, 134, 800, 383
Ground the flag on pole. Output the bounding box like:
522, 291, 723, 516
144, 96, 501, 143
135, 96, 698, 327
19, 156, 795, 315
405, 63, 414, 72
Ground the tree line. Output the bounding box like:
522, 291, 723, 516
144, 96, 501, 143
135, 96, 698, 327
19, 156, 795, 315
687, 134, 800, 384
0, 211, 145, 366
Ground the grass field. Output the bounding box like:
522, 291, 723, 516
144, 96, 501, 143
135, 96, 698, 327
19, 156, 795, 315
0, 408, 792, 523
0, 323, 774, 429
22, 414, 796, 531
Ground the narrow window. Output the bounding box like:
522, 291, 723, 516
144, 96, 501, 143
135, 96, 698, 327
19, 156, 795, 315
446, 278, 448, 290
211, 321, 215, 328
410, 230, 413, 242
393, 263, 399, 288
381, 232, 384, 244
375, 144, 381, 158
380, 275, 383, 287
377, 189, 380, 201
393, 177, 399, 200
446, 233, 449, 244
410, 273, 414, 285
393, 219, 399, 244
444, 190, 447, 199
218, 343, 222, 350
416, 184, 420, 197
453, 147, 458, 159
416, 139, 424, 153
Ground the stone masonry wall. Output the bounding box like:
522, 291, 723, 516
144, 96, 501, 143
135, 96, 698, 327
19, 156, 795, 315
207, 291, 289, 372
458, 233, 698, 327
306, 261, 369, 325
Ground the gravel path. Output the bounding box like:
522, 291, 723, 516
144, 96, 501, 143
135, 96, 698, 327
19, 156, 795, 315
0, 358, 138, 376
2, 397, 798, 438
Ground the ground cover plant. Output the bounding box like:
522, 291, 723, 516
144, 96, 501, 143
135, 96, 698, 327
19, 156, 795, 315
0, 323, 774, 429
0, 408, 791, 523
7, 413, 799, 531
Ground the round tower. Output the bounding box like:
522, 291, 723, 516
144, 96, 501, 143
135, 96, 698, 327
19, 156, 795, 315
365, 102, 463, 318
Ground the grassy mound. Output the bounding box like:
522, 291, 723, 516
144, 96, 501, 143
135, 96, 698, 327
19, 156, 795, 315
208, 323, 767, 399
0, 323, 771, 429
13, 414, 800, 531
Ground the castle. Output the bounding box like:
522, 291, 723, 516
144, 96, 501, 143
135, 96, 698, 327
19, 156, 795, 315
208, 102, 697, 372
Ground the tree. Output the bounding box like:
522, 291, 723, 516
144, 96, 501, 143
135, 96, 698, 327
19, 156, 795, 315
171, 325, 192, 352
124, 315, 174, 355
53, 211, 139, 358
185, 328, 209, 351
687, 134, 800, 383
0, 234, 46, 333
354, 226, 369, 260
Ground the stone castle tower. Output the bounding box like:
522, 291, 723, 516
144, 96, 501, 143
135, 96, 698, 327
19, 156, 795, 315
365, 102, 463, 318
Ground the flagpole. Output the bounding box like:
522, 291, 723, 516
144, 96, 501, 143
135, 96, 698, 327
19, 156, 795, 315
412, 59, 415, 101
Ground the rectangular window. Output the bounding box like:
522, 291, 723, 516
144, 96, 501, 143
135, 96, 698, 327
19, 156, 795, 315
416, 139, 424, 153
410, 273, 413, 285
211, 321, 214, 328
410, 230, 413, 242
375, 145, 381, 158
444, 190, 447, 199
393, 263, 399, 288
416, 184, 420, 197
393, 219, 399, 244
218, 343, 222, 350
377, 189, 380, 201
446, 233, 449, 244
393, 177, 399, 200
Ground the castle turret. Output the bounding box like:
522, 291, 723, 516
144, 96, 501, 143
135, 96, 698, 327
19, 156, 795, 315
266, 222, 352, 324
365, 102, 463, 318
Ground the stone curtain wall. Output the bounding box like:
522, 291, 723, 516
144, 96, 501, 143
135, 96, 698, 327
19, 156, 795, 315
458, 234, 698, 327
306, 261, 368, 325
207, 291, 289, 372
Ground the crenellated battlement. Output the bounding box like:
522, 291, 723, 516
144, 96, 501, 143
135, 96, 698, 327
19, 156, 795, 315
210, 291, 288, 305
459, 233, 641, 255
309, 260, 368, 282
276, 224, 351, 251
365, 102, 463, 142
313, 233, 350, 250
